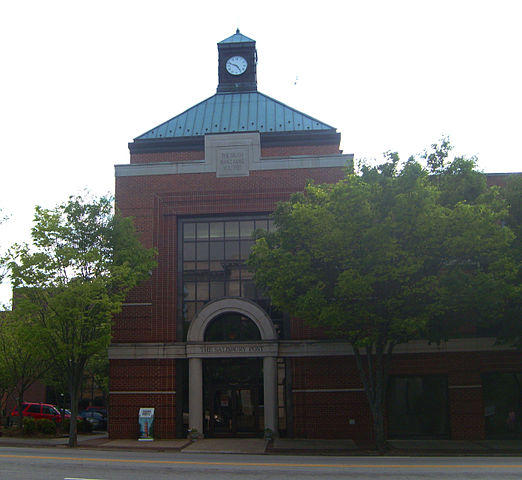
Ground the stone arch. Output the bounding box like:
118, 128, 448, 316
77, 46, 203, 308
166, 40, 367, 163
187, 297, 277, 343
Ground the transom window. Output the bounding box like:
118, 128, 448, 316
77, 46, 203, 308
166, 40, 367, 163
204, 313, 261, 342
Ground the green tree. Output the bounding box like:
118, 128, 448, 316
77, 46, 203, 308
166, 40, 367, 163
0, 208, 8, 283
83, 350, 109, 407
0, 312, 12, 425
5, 194, 156, 446
0, 309, 49, 429
249, 153, 515, 450
493, 174, 522, 348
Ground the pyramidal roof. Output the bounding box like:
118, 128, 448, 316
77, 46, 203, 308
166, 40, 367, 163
135, 91, 335, 141
218, 29, 255, 45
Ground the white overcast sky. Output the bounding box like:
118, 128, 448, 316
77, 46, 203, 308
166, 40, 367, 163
1, 0, 521, 304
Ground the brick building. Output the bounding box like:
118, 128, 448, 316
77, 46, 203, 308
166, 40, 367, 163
109, 31, 521, 441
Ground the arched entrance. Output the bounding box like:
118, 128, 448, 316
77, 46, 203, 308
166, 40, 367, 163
186, 298, 278, 438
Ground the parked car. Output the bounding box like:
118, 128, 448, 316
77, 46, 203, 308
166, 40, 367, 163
84, 406, 107, 418
79, 410, 107, 430
10, 402, 69, 424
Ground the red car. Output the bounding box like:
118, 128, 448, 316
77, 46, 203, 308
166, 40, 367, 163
10, 402, 69, 423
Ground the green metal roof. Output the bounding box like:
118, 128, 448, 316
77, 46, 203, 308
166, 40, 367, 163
219, 29, 255, 45
135, 91, 336, 140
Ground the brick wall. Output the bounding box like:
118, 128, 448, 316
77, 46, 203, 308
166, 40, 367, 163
111, 140, 345, 439
290, 317, 331, 340
129, 143, 341, 165
292, 356, 372, 439
113, 165, 346, 345
291, 350, 522, 440
131, 150, 204, 164
109, 359, 176, 439
261, 144, 340, 157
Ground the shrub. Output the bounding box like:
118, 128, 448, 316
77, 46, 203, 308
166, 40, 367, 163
36, 418, 57, 435
23, 417, 36, 434
78, 419, 93, 433
62, 418, 70, 433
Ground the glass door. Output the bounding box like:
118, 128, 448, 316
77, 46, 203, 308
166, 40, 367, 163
235, 387, 258, 434
206, 385, 261, 436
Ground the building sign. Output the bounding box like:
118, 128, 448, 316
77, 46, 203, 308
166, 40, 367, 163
216, 148, 249, 177
186, 342, 278, 358
202, 344, 264, 354
205, 132, 261, 178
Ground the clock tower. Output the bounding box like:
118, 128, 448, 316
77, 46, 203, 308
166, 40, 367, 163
217, 29, 257, 93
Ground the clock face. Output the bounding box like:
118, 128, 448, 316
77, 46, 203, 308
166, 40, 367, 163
226, 56, 248, 75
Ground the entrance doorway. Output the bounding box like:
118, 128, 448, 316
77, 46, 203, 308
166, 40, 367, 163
203, 358, 263, 437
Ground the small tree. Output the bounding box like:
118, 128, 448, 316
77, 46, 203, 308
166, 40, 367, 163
6, 194, 156, 446
0, 309, 49, 429
249, 150, 515, 450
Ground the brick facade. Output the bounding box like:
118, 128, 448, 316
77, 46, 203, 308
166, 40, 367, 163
109, 359, 176, 439
111, 136, 522, 442
110, 32, 521, 442
289, 347, 522, 440
111, 141, 347, 439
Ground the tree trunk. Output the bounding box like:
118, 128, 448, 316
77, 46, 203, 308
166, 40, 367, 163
68, 376, 81, 448
17, 392, 24, 430
353, 342, 394, 453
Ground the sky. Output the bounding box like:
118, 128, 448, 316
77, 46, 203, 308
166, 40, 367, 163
0, 0, 521, 305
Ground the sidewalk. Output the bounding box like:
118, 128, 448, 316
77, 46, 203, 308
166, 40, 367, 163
0, 433, 521, 455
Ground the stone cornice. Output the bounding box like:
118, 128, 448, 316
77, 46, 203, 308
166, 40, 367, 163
115, 154, 351, 177
108, 337, 513, 360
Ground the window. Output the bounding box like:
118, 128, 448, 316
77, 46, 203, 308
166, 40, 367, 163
482, 372, 522, 438
387, 375, 449, 438
179, 215, 276, 338
204, 313, 261, 342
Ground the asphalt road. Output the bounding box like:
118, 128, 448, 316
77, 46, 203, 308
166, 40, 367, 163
1, 446, 522, 480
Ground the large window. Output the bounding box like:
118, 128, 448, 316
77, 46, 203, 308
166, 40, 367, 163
178, 215, 280, 339
387, 375, 449, 438
483, 372, 522, 438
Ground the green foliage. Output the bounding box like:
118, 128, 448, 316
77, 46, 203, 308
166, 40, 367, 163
0, 310, 49, 430
0, 209, 6, 283
251, 150, 515, 346
85, 351, 109, 403
36, 418, 57, 435
249, 143, 518, 448
23, 416, 36, 434
4, 193, 157, 447
493, 175, 522, 347
422, 137, 453, 174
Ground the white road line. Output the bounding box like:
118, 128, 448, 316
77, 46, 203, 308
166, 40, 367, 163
64, 478, 104, 480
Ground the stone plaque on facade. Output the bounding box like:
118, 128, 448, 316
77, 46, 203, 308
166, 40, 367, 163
216, 147, 249, 177
205, 132, 261, 178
